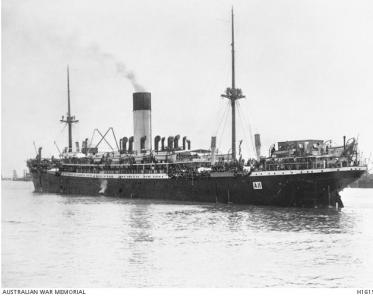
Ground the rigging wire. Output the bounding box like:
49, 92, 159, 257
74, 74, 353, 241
54, 121, 82, 153
236, 102, 256, 157
236, 103, 253, 157
217, 101, 231, 151
60, 123, 67, 133
50, 123, 68, 154
238, 101, 256, 151
213, 99, 230, 137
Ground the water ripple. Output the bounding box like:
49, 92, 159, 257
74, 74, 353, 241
2, 182, 373, 287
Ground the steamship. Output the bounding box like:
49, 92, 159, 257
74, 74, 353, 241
27, 10, 366, 208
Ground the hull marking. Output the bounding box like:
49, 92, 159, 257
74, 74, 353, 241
253, 182, 262, 189
60, 172, 169, 179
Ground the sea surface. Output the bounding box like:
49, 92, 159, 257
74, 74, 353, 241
2, 181, 373, 288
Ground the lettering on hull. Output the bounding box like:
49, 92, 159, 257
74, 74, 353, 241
253, 182, 262, 190
60, 172, 169, 179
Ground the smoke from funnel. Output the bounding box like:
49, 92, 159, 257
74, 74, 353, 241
116, 63, 145, 92
87, 43, 146, 92
3, 3, 146, 92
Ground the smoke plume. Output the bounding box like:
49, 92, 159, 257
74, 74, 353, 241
116, 63, 145, 92
87, 44, 146, 92
3, 1, 146, 92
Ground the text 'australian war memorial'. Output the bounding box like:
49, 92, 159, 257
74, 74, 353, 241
27, 9, 367, 208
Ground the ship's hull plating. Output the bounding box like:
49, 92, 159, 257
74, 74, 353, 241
30, 167, 365, 208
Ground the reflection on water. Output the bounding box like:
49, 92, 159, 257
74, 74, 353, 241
2, 181, 373, 287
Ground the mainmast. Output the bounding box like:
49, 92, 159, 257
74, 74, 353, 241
221, 8, 245, 161
60, 66, 78, 152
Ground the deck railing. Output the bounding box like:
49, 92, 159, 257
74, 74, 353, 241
263, 160, 356, 171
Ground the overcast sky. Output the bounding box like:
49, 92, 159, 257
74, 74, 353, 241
2, 0, 373, 176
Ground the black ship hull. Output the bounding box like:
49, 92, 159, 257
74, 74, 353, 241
30, 167, 365, 208
349, 176, 373, 188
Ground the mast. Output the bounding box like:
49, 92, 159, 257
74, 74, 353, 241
221, 8, 245, 161
60, 66, 78, 152
231, 7, 235, 91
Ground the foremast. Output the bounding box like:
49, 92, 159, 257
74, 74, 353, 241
221, 8, 245, 161
60, 66, 78, 152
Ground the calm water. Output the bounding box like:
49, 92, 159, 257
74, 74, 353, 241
2, 181, 373, 288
